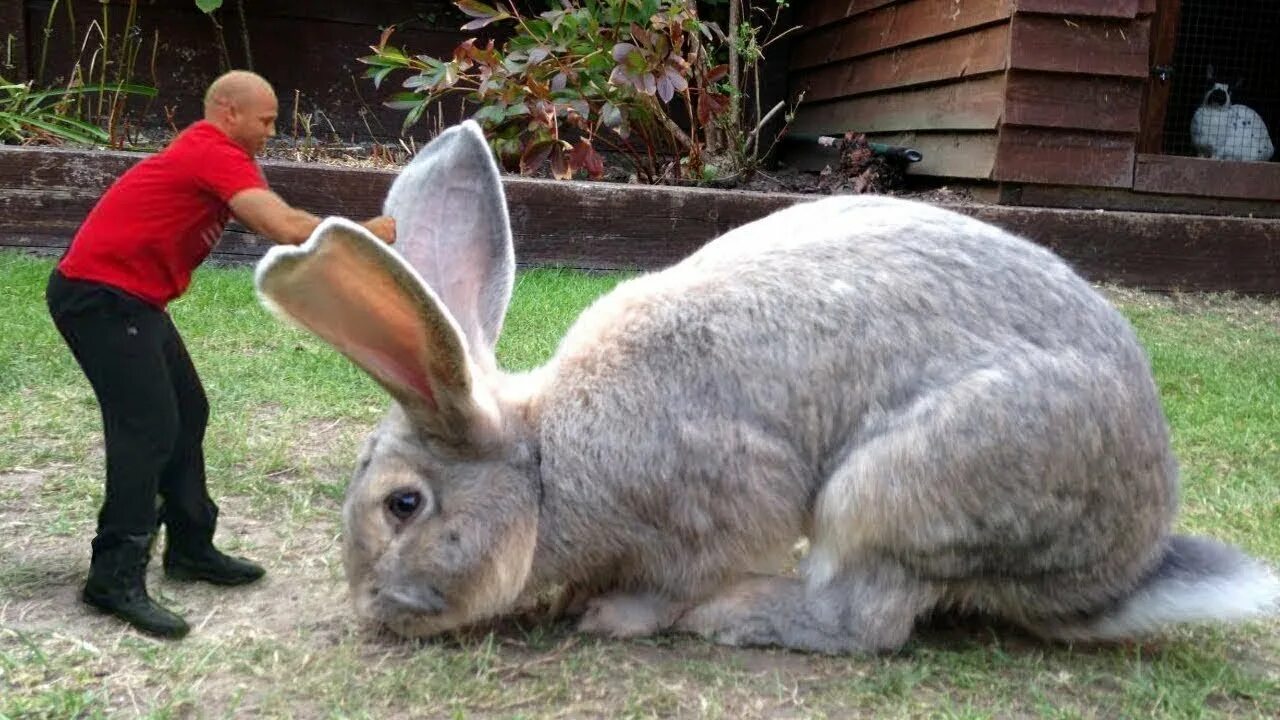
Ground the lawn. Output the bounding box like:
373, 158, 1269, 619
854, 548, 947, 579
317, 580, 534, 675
1, 250, 1278, 719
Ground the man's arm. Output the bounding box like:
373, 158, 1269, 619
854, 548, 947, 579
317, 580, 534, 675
228, 188, 396, 245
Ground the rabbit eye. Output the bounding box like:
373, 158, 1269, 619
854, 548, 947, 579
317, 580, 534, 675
385, 490, 424, 522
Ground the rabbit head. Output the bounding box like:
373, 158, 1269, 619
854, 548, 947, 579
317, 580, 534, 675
1201, 65, 1243, 108
254, 121, 541, 637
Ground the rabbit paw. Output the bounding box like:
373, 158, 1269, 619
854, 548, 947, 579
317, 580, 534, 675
575, 592, 683, 639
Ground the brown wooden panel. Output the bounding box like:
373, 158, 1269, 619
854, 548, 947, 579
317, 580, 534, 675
0, 145, 811, 271
778, 131, 1000, 179
869, 131, 1000, 179
795, 0, 899, 31
1137, 0, 1158, 15
1000, 183, 1280, 218
1004, 71, 1144, 132
24, 0, 474, 141
10, 185, 1280, 295
1015, 0, 1139, 18
791, 0, 1015, 70
994, 127, 1136, 187
962, 205, 1280, 294
792, 24, 1009, 103
4, 1, 27, 81
792, 74, 1006, 135
1009, 15, 1150, 78
1137, 0, 1180, 153
81, 0, 462, 30
1133, 154, 1280, 201
0, 147, 139, 190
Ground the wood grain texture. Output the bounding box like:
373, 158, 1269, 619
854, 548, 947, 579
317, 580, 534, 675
791, 24, 1010, 103
1133, 154, 1280, 201
790, 0, 1015, 70
1136, 0, 1181, 153
7, 146, 1279, 294
1004, 71, 1145, 132
1000, 183, 1280, 218
20, 0, 473, 140
791, 74, 1007, 135
3, 1, 27, 81
1009, 14, 1150, 78
994, 127, 1136, 187
1014, 0, 1139, 18
794, 0, 899, 31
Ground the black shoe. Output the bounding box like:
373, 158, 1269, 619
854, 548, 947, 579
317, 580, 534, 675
164, 546, 265, 586
83, 534, 189, 639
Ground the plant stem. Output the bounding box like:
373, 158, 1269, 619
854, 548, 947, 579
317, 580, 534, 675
36, 0, 61, 85
236, 0, 254, 70
642, 92, 691, 150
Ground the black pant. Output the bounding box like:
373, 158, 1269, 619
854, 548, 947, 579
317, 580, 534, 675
46, 269, 218, 556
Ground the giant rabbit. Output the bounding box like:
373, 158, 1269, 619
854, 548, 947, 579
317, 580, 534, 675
254, 121, 1277, 653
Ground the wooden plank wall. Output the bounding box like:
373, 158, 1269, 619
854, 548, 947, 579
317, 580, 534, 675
2, 1, 28, 81
6, 146, 1279, 293
787, 0, 1016, 179
19, 0, 472, 141
992, 0, 1154, 188
0, 146, 806, 270
787, 0, 1157, 186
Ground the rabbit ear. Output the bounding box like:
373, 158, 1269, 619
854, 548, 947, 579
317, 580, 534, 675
384, 120, 514, 375
255, 217, 497, 444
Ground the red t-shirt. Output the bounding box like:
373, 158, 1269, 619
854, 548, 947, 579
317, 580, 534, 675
58, 120, 268, 307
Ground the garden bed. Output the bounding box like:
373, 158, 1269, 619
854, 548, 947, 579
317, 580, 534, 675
2, 144, 1279, 293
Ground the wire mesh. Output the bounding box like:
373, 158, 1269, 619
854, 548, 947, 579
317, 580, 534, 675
1161, 0, 1278, 162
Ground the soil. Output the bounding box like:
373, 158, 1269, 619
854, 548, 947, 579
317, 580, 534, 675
246, 131, 978, 206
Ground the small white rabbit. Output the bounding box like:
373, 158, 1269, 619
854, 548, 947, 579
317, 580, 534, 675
1191, 65, 1274, 161
254, 121, 1279, 653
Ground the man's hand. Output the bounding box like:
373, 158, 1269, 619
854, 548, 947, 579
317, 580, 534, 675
362, 216, 397, 244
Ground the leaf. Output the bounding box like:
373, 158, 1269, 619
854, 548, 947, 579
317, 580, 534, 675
656, 74, 674, 103
520, 140, 555, 175
549, 142, 571, 180
194, 0, 223, 13
697, 89, 730, 125
376, 25, 397, 51
565, 99, 589, 119
569, 139, 605, 179
455, 0, 499, 19
601, 102, 623, 129
384, 92, 425, 110
403, 100, 429, 130
456, 0, 509, 29
704, 63, 729, 84
664, 67, 688, 94
472, 104, 507, 126
611, 42, 639, 63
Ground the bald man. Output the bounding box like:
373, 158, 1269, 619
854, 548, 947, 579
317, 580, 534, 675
46, 71, 395, 639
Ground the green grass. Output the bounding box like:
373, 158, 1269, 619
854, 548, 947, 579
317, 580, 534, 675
1, 251, 1278, 719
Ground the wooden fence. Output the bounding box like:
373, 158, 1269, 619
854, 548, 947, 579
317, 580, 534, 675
2, 145, 1279, 293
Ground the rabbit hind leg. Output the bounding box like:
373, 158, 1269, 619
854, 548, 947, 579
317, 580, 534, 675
675, 561, 939, 654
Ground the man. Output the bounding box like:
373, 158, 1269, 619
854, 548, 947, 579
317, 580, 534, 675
45, 70, 396, 639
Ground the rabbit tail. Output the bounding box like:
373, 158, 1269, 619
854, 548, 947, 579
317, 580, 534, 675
1034, 536, 1279, 642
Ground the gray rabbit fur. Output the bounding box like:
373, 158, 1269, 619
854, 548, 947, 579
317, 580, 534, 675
254, 121, 1277, 654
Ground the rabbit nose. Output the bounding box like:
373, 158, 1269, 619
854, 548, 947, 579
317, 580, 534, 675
377, 584, 446, 615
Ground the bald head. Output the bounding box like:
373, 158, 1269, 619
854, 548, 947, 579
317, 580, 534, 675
204, 70, 276, 116
203, 71, 278, 156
